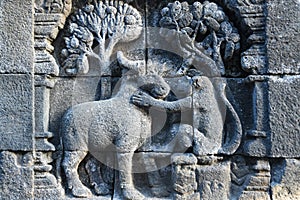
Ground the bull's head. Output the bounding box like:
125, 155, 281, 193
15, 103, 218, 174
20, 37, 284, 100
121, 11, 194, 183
117, 51, 170, 99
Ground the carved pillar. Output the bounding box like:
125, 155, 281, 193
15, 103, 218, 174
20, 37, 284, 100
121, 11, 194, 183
34, 75, 63, 199
239, 159, 271, 200
33, 1, 72, 198
235, 1, 268, 74
244, 75, 270, 156
35, 14, 62, 75
231, 156, 271, 200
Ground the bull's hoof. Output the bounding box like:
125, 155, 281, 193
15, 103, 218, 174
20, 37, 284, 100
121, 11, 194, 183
71, 185, 92, 198
122, 187, 144, 200
94, 183, 111, 196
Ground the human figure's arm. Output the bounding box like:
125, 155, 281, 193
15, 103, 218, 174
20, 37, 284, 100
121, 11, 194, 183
131, 91, 192, 112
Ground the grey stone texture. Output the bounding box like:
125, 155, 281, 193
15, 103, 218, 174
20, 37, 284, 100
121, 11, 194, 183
243, 75, 300, 157
271, 159, 300, 200
268, 76, 300, 157
0, 0, 299, 199
266, 0, 300, 74
0, 0, 34, 73
197, 157, 231, 200
0, 74, 34, 150
0, 151, 34, 200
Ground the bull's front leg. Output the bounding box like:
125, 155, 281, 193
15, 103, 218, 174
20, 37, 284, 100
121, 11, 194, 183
117, 152, 144, 200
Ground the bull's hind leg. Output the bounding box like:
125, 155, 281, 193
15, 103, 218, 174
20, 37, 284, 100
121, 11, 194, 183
85, 157, 111, 195
118, 152, 144, 200
62, 151, 92, 197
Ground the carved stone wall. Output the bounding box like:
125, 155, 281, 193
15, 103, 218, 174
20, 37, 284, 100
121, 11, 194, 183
0, 0, 299, 200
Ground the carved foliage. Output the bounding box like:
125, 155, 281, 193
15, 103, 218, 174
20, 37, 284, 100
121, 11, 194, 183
61, 0, 143, 75
159, 1, 241, 75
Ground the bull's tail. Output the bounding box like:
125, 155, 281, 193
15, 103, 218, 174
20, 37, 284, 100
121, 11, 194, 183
217, 80, 242, 155
54, 121, 65, 186
53, 144, 63, 185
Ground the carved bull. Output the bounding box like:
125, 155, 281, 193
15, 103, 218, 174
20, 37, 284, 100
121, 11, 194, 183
57, 51, 170, 199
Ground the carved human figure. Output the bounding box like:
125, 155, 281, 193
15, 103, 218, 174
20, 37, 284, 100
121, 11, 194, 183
57, 51, 170, 199
132, 73, 221, 155
132, 68, 241, 156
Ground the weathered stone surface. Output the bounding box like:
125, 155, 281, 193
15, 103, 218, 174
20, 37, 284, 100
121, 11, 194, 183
49, 76, 102, 145
172, 154, 198, 200
0, 74, 34, 150
197, 158, 231, 200
0, 0, 299, 199
0, 151, 34, 200
242, 75, 300, 157
271, 159, 300, 200
266, 0, 300, 74
58, 52, 170, 199
243, 76, 271, 157
239, 159, 271, 200
236, 159, 271, 200
0, 0, 34, 73
268, 76, 300, 157
226, 78, 254, 135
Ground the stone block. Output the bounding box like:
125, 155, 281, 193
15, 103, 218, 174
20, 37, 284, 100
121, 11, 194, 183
0, 0, 34, 73
0, 151, 34, 200
271, 159, 300, 200
0, 74, 34, 150
243, 75, 300, 157
268, 76, 300, 157
0, 0, 299, 199
266, 0, 300, 74
197, 160, 231, 200
172, 154, 198, 199
172, 153, 197, 165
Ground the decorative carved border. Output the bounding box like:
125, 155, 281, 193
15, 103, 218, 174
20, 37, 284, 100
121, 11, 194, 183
224, 0, 267, 74
33, 0, 72, 197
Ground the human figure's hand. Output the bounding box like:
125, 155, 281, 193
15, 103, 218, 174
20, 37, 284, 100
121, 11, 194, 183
131, 91, 154, 107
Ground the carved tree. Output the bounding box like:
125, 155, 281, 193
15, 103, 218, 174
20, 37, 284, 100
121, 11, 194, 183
159, 1, 240, 75
61, 0, 143, 75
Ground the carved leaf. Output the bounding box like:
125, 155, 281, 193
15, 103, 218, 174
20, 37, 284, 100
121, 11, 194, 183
159, 1, 241, 75
61, 0, 143, 76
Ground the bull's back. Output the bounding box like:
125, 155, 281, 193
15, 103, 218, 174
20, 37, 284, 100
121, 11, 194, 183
61, 99, 147, 151
90, 99, 145, 134
61, 102, 99, 151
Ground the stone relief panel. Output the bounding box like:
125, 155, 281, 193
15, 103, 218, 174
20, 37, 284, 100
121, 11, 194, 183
0, 0, 299, 199
47, 1, 246, 199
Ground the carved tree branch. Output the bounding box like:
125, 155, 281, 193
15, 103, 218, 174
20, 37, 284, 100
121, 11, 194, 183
61, 1, 143, 75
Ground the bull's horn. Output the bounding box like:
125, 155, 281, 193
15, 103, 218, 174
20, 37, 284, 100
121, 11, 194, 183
117, 51, 145, 72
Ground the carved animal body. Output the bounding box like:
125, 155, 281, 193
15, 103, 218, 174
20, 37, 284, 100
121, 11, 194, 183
61, 85, 150, 153
59, 70, 170, 198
